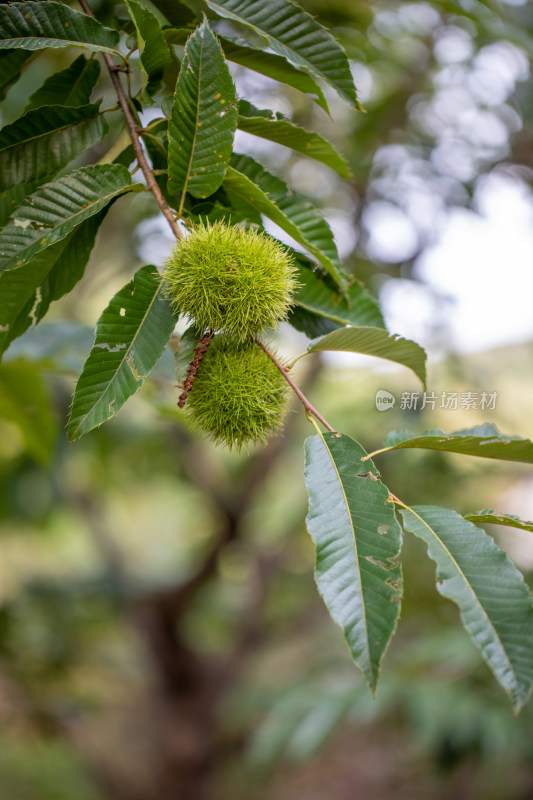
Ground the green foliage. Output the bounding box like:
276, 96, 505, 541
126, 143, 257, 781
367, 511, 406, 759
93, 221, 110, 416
187, 335, 289, 448
304, 433, 402, 692
167, 19, 237, 200
464, 511, 533, 533
379, 424, 533, 463
237, 101, 351, 178
401, 506, 533, 712
68, 265, 177, 441
24, 54, 100, 110
0, 103, 107, 190
293, 325, 427, 387
205, 0, 359, 107
163, 220, 297, 339
0, 0, 532, 717
224, 154, 345, 285
0, 2, 120, 55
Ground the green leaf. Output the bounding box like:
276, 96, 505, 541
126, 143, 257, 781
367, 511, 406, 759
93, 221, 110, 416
220, 36, 329, 112
68, 266, 177, 441
25, 54, 100, 110
0, 103, 108, 190
238, 101, 350, 178
297, 326, 426, 387
377, 424, 533, 464
0, 164, 139, 278
125, 0, 172, 80
165, 28, 330, 112
400, 505, 533, 712
224, 154, 346, 286
0, 359, 57, 464
0, 211, 107, 358
168, 19, 238, 199
0, 50, 34, 101
206, 0, 358, 107
294, 261, 385, 329
304, 432, 402, 692
0, 2, 120, 56
464, 511, 533, 533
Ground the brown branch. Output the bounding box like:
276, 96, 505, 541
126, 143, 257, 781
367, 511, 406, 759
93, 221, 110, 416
177, 332, 214, 408
78, 0, 183, 241
257, 339, 336, 433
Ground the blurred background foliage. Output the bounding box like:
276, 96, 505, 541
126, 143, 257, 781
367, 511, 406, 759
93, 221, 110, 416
1, 0, 533, 798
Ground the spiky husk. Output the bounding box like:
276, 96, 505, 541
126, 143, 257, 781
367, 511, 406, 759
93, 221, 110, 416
187, 335, 289, 449
163, 221, 297, 340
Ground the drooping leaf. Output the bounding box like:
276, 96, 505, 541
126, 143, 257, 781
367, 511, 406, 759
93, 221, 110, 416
168, 19, 238, 199
68, 266, 177, 441
220, 36, 329, 112
304, 432, 402, 692
0, 359, 57, 464
25, 54, 100, 110
0, 211, 107, 358
293, 261, 385, 330
224, 154, 346, 286
376, 424, 533, 464
464, 511, 533, 533
125, 0, 172, 80
400, 505, 533, 712
0, 164, 139, 277
165, 28, 329, 112
0, 103, 108, 190
0, 49, 34, 100
0, 3, 120, 56
295, 326, 426, 387
238, 101, 350, 178
206, 0, 358, 107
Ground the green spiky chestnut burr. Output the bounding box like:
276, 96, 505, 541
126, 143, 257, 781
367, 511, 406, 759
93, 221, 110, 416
186, 335, 289, 449
163, 221, 297, 340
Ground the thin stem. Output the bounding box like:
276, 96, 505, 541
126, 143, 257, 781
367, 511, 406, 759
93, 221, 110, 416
257, 339, 336, 433
361, 446, 393, 461
78, 0, 183, 241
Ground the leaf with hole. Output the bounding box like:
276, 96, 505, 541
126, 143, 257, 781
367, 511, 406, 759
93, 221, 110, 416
304, 432, 402, 693
167, 19, 238, 199
296, 326, 426, 386
400, 505, 533, 712
206, 0, 358, 107
224, 154, 346, 287
0, 103, 108, 190
25, 55, 100, 110
0, 2, 120, 55
68, 265, 178, 441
